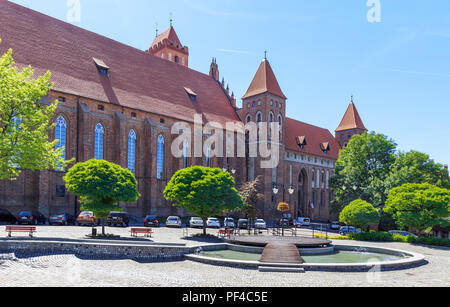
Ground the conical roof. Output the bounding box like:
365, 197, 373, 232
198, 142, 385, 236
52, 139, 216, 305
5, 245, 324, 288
336, 103, 367, 132
242, 59, 286, 100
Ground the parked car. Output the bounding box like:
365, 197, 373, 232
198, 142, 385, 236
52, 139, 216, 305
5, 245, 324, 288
237, 219, 249, 229
189, 217, 204, 228
166, 216, 182, 228
294, 217, 311, 227
254, 219, 267, 229
77, 211, 100, 226
223, 217, 235, 228
107, 212, 130, 227
49, 213, 76, 226
339, 226, 361, 235
144, 215, 160, 227
389, 230, 417, 238
206, 217, 221, 229
330, 221, 341, 230
0, 208, 17, 225
17, 211, 47, 225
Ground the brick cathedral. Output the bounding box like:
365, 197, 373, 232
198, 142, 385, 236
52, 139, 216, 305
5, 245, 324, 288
0, 1, 367, 221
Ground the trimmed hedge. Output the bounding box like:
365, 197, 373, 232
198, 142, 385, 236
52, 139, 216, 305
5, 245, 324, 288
315, 232, 450, 247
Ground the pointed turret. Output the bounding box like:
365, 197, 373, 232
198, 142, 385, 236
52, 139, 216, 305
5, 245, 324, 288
335, 99, 367, 147
147, 26, 189, 67
242, 59, 286, 100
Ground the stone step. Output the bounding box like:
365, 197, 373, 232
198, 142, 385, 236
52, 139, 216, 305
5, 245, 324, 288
258, 266, 305, 273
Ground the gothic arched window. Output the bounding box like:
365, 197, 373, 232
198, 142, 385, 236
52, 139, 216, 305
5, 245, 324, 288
128, 130, 137, 174
94, 123, 104, 160
157, 135, 164, 179
55, 116, 67, 160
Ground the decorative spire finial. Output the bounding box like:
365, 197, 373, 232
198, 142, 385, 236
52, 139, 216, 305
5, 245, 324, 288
264, 50, 267, 60
155, 22, 158, 38
170, 12, 173, 27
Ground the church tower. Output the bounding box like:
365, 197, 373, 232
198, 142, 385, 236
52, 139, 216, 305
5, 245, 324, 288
335, 99, 367, 147
147, 26, 189, 67
238, 57, 287, 218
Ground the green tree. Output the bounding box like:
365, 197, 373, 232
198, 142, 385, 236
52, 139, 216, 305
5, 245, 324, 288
239, 177, 263, 232
339, 199, 380, 231
0, 40, 69, 180
330, 132, 396, 213
64, 159, 140, 235
164, 166, 243, 235
386, 151, 450, 191
384, 183, 450, 234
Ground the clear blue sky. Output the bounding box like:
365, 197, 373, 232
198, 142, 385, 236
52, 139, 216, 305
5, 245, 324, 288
11, 0, 450, 165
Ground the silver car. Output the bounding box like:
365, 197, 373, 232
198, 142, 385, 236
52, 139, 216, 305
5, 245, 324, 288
206, 217, 221, 229
166, 216, 182, 228
189, 217, 204, 228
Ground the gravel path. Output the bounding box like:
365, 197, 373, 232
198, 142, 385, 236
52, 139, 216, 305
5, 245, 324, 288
0, 226, 449, 287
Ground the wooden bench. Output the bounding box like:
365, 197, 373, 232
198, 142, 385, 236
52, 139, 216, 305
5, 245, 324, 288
6, 226, 36, 238
130, 228, 153, 238
218, 229, 235, 238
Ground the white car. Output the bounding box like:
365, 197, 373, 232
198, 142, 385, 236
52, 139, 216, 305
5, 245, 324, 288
166, 216, 182, 228
254, 219, 267, 229
331, 221, 340, 230
223, 217, 235, 228
206, 217, 221, 228
189, 217, 204, 228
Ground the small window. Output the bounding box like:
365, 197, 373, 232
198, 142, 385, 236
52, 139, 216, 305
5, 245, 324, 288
58, 96, 66, 103
131, 112, 137, 118
98, 105, 105, 111
184, 88, 197, 102
175, 56, 179, 63
160, 118, 165, 124
93, 58, 109, 77
56, 185, 66, 198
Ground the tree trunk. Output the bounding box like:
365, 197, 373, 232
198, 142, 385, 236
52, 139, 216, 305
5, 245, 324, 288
102, 218, 105, 236
203, 218, 207, 236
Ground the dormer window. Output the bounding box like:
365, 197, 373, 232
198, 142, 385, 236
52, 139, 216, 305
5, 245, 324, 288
321, 142, 330, 154
296, 136, 307, 149
93, 58, 109, 77
184, 87, 197, 102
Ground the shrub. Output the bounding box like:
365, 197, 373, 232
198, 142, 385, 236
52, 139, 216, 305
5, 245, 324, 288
340, 199, 380, 231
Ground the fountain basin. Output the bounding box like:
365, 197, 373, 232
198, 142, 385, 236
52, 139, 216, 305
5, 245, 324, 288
185, 244, 426, 272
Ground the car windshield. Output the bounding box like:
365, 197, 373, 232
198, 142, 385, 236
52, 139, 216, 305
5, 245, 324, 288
146, 216, 156, 219
192, 218, 202, 221
168, 217, 179, 221
19, 211, 32, 216
256, 220, 265, 223
209, 218, 218, 222
110, 213, 122, 217
80, 212, 93, 216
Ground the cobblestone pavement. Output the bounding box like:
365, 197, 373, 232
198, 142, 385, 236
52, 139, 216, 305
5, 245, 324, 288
0, 226, 449, 287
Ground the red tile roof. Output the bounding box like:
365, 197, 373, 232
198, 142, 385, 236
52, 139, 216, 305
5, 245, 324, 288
335, 103, 367, 132
242, 59, 286, 100
285, 117, 341, 160
151, 26, 183, 48
0, 1, 240, 126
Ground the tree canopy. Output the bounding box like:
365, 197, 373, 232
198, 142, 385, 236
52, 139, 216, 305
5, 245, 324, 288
330, 132, 397, 213
164, 166, 243, 235
384, 183, 450, 233
0, 40, 69, 180
64, 159, 140, 234
339, 199, 380, 231
385, 151, 450, 191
